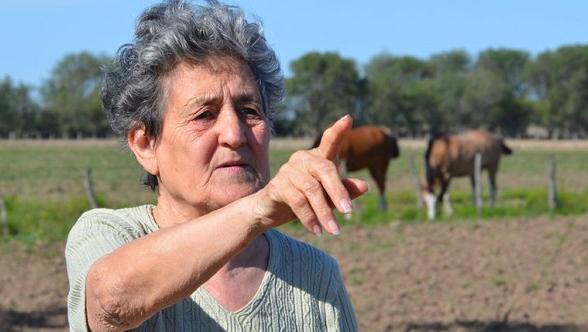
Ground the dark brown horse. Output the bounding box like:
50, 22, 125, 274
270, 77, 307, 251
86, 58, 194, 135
313, 125, 400, 211
422, 130, 513, 219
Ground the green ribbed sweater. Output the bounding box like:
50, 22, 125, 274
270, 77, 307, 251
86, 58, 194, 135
65, 205, 358, 331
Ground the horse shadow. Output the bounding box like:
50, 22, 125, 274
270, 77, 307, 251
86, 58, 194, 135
0, 306, 67, 331
399, 320, 584, 332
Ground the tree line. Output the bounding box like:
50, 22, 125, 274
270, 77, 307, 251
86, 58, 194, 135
2, 46, 588, 139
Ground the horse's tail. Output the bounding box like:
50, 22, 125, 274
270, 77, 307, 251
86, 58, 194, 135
500, 140, 513, 155
380, 127, 400, 159
311, 132, 323, 149
390, 136, 400, 158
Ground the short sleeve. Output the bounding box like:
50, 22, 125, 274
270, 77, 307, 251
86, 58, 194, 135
65, 209, 139, 332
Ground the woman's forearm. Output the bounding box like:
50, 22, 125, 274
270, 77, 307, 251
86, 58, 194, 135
85, 195, 265, 331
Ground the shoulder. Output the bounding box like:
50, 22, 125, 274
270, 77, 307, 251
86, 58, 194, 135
74, 204, 155, 232
268, 229, 337, 262
64, 205, 155, 331
66, 205, 156, 252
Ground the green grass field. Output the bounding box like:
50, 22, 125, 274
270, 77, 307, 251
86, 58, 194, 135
1, 139, 587, 244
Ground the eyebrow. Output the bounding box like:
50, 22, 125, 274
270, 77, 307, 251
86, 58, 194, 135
183, 94, 221, 114
183, 91, 262, 114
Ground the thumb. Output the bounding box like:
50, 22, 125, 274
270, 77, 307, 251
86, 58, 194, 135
317, 115, 353, 161
342, 178, 369, 200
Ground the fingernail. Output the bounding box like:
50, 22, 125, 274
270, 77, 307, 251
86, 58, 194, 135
338, 114, 350, 122
328, 220, 340, 235
339, 199, 352, 214
313, 225, 323, 236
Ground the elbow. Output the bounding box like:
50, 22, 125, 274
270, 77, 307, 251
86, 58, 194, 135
86, 260, 142, 331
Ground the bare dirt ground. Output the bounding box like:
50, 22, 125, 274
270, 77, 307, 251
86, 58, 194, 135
2, 214, 588, 331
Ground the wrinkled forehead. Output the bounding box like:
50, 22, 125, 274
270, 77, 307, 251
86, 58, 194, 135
199, 56, 251, 75
165, 55, 257, 84
162, 56, 262, 107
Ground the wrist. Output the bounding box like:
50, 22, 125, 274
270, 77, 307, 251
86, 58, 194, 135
246, 189, 276, 233
233, 190, 272, 237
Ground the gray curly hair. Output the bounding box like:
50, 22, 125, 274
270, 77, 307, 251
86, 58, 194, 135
101, 0, 283, 191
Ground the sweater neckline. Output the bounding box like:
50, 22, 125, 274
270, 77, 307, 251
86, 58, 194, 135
194, 230, 276, 316
142, 204, 277, 316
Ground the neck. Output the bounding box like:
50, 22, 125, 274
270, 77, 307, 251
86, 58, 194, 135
152, 192, 208, 228
152, 194, 270, 276
215, 234, 269, 277
202, 233, 270, 312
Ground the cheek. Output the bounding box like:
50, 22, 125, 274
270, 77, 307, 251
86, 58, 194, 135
251, 126, 270, 174
250, 121, 270, 148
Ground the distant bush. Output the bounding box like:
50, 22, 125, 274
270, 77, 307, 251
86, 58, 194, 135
1, 188, 587, 245
337, 187, 588, 226
2, 195, 105, 246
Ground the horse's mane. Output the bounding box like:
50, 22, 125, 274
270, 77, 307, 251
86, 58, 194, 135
424, 132, 450, 187
424, 132, 449, 164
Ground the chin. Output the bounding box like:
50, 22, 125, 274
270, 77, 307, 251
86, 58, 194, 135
212, 182, 262, 206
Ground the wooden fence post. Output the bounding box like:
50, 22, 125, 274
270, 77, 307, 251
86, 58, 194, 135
408, 156, 423, 208
474, 153, 483, 217
0, 196, 8, 239
548, 154, 557, 210
84, 168, 98, 209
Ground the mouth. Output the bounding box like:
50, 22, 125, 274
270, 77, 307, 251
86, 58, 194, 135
217, 160, 251, 169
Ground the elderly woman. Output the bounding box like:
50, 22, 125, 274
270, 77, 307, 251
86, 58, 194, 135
65, 0, 367, 331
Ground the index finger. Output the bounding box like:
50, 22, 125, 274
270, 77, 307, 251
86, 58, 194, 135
317, 114, 353, 160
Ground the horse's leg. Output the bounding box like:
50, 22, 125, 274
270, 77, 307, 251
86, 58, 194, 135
488, 169, 497, 208
470, 174, 476, 205
339, 160, 355, 220
424, 191, 436, 220
339, 158, 348, 177
442, 186, 453, 216
369, 162, 388, 212
438, 177, 452, 216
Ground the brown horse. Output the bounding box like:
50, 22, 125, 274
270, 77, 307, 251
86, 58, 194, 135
422, 130, 512, 219
313, 125, 400, 211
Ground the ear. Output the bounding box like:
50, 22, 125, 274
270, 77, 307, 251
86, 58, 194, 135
128, 125, 159, 177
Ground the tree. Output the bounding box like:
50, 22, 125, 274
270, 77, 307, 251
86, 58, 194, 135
430, 49, 471, 75
476, 48, 529, 98
427, 50, 472, 133
287, 52, 362, 136
471, 48, 532, 135
0, 76, 19, 136
365, 54, 433, 136
458, 68, 507, 129
0, 76, 40, 137
40, 52, 111, 137
526, 45, 588, 137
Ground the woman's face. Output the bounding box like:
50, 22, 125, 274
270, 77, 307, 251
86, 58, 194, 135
154, 57, 270, 215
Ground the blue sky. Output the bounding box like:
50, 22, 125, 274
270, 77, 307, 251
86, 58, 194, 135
2, 0, 588, 88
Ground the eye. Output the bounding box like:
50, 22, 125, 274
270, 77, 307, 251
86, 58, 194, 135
240, 107, 262, 119
193, 110, 214, 121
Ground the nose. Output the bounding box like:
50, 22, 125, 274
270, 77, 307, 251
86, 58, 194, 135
217, 107, 247, 149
